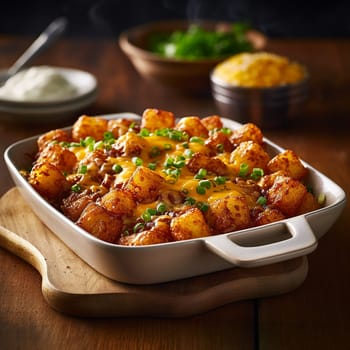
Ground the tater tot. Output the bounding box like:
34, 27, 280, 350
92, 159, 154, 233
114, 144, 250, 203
205, 131, 234, 153
266, 176, 307, 216
119, 217, 172, 246
230, 123, 264, 145
72, 115, 108, 141
37, 129, 71, 152
207, 195, 251, 234
141, 108, 175, 131
107, 118, 134, 138
61, 191, 100, 222
123, 166, 164, 203
100, 188, 136, 216
112, 132, 148, 156
29, 161, 70, 201
201, 115, 223, 130
230, 140, 270, 174
175, 116, 209, 138
170, 207, 211, 241
37, 143, 77, 173
77, 202, 123, 243
267, 149, 308, 180
296, 191, 320, 215
253, 207, 286, 226
258, 170, 289, 191
187, 152, 228, 175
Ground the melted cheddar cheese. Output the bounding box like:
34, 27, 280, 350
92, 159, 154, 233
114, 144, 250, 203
27, 110, 319, 246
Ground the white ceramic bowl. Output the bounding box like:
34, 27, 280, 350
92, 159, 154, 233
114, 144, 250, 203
4, 113, 346, 284
0, 67, 98, 123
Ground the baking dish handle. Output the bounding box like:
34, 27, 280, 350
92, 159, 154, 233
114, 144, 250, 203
204, 216, 318, 267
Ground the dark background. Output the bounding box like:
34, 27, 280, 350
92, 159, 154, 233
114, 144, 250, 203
1, 0, 350, 38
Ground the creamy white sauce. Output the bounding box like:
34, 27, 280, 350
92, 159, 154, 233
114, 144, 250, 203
0, 66, 79, 102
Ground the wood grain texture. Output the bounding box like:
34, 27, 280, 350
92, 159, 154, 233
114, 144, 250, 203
1, 36, 349, 349
0, 188, 307, 318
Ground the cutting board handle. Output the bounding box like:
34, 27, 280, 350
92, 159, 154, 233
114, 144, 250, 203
0, 188, 309, 317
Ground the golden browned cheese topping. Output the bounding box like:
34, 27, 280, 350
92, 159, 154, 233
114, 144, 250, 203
26, 108, 321, 246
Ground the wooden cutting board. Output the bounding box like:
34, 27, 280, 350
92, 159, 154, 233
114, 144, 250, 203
0, 187, 308, 318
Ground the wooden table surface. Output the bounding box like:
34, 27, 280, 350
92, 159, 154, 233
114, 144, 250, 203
0, 35, 349, 350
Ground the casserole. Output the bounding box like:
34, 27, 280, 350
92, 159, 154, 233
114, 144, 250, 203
4, 113, 346, 284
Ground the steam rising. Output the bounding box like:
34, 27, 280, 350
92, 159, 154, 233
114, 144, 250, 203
61, 0, 350, 37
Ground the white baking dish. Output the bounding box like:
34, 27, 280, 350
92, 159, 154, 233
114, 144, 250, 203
4, 113, 346, 284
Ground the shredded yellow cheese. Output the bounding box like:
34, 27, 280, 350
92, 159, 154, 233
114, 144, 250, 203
212, 52, 306, 87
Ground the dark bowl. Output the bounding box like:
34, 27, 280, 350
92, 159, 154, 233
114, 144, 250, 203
210, 60, 309, 128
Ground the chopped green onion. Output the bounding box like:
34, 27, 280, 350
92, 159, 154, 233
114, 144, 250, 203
196, 184, 207, 195
104, 138, 115, 147
59, 141, 70, 148
318, 193, 326, 205
112, 164, 123, 173
184, 197, 196, 205
142, 207, 157, 222
148, 162, 157, 170
69, 142, 81, 148
199, 179, 211, 189
164, 157, 174, 167
250, 168, 264, 180
156, 202, 167, 214
84, 136, 95, 145
139, 128, 150, 137
216, 143, 224, 153
79, 164, 88, 174
154, 128, 187, 141
147, 208, 157, 215
189, 136, 204, 144
132, 157, 143, 166
103, 131, 114, 141
71, 184, 82, 193
94, 140, 104, 150
168, 129, 186, 141
239, 163, 249, 177
166, 168, 181, 179
220, 127, 232, 135
194, 168, 207, 179
163, 143, 172, 150
133, 222, 145, 232
174, 159, 186, 168
184, 149, 194, 158
256, 196, 267, 206
155, 128, 168, 137
197, 202, 209, 212
81, 136, 95, 149
142, 211, 152, 222
166, 156, 186, 169
149, 146, 161, 158
214, 176, 226, 185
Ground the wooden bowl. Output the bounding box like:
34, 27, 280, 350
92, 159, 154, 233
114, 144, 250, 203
118, 20, 267, 94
